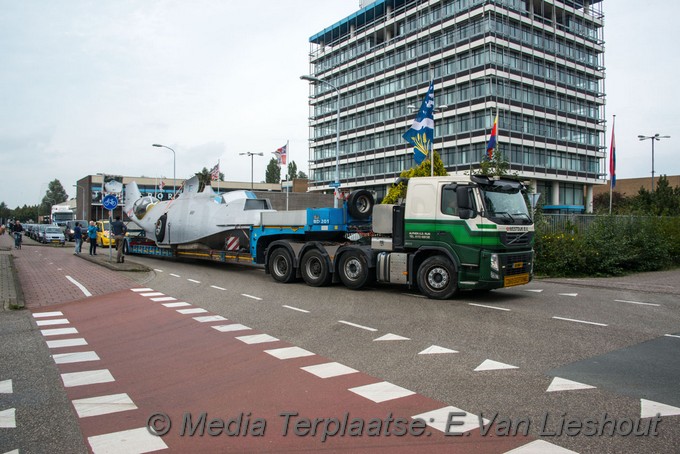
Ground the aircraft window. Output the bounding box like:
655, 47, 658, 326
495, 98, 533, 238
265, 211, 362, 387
244, 199, 271, 210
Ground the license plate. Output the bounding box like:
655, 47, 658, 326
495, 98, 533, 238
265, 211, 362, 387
504, 273, 529, 287
51, 240, 60, 243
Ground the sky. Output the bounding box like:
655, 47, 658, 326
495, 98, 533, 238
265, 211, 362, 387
1, 0, 678, 209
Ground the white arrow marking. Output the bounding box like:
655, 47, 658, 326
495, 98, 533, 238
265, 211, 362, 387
546, 377, 596, 392
474, 359, 518, 371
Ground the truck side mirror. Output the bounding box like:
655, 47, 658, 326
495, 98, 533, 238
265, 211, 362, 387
456, 187, 476, 219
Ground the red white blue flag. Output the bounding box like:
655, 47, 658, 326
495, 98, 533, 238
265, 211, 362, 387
486, 114, 498, 159
273, 144, 287, 167
609, 117, 616, 188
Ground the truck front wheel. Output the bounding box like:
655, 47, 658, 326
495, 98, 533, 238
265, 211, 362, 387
300, 249, 332, 287
417, 256, 459, 300
269, 248, 296, 283
338, 251, 373, 290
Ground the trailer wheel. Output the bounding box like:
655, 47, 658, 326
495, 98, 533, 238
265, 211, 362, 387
300, 249, 332, 287
269, 248, 296, 283
339, 251, 373, 290
347, 190, 374, 220
155, 214, 167, 243
417, 255, 459, 300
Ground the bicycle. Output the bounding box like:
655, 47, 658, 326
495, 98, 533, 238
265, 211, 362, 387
14, 232, 22, 249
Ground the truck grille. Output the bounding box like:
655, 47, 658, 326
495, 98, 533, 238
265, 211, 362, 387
501, 252, 532, 276
500, 232, 533, 247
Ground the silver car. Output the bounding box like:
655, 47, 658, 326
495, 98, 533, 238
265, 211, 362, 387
42, 226, 66, 246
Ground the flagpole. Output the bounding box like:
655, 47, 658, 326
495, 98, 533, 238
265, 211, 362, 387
217, 159, 220, 195
609, 115, 615, 214
286, 140, 289, 211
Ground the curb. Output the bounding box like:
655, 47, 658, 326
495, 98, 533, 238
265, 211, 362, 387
1, 253, 25, 310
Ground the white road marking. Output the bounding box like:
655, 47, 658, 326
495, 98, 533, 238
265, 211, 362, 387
153, 269, 164, 272
614, 299, 660, 307
41, 327, 78, 337
162, 302, 191, 307
524, 289, 544, 293
187, 279, 201, 283
664, 334, 680, 339
211, 285, 226, 291
0, 408, 16, 428
236, 334, 279, 344
170, 273, 181, 277
552, 316, 608, 327
140, 292, 164, 297
474, 359, 518, 371
264, 346, 315, 360
546, 377, 596, 392
242, 294, 262, 300
150, 296, 176, 302
0, 379, 12, 393
504, 440, 579, 453
46, 338, 88, 349
349, 381, 415, 403
640, 399, 680, 418
72, 393, 137, 418
33, 311, 64, 318
282, 305, 309, 313
419, 345, 458, 354
468, 303, 511, 311
301, 362, 358, 379
66, 276, 92, 297
193, 315, 228, 323
88, 427, 168, 453
177, 308, 208, 314
559, 293, 578, 297
53, 351, 100, 365
35, 318, 70, 326
374, 333, 410, 341
131, 288, 154, 292
212, 324, 251, 332
61, 369, 115, 387
338, 320, 377, 332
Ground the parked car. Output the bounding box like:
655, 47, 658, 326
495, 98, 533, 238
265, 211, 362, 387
64, 220, 88, 242
33, 224, 47, 241
41, 226, 66, 245
96, 220, 116, 247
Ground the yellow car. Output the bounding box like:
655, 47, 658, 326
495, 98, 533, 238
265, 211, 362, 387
95, 220, 116, 247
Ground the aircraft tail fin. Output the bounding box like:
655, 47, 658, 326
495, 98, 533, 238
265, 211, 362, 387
124, 181, 142, 219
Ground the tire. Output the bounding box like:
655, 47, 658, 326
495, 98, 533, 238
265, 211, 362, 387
300, 249, 332, 287
347, 190, 374, 220
338, 250, 373, 290
155, 214, 167, 243
416, 255, 459, 300
268, 247, 296, 283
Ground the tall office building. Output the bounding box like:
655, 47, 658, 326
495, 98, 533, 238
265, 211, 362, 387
304, 0, 605, 212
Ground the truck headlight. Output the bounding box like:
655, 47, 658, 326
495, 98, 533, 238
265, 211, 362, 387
490, 253, 499, 272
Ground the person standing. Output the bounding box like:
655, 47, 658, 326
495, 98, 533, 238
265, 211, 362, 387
73, 222, 83, 255
110, 216, 127, 263
87, 221, 98, 256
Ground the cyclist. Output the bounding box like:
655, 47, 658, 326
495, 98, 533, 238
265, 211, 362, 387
13, 220, 23, 249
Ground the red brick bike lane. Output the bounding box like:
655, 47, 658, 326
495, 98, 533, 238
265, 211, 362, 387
34, 288, 534, 453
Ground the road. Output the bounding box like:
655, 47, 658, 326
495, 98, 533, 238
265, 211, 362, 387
1, 236, 679, 453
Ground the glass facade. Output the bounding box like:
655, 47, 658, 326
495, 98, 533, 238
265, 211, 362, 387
305, 0, 606, 209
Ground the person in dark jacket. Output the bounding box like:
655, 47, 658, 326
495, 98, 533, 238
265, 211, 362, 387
73, 222, 83, 255
110, 216, 127, 263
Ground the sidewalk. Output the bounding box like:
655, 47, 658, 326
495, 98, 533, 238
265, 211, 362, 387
0, 234, 148, 310
541, 268, 680, 295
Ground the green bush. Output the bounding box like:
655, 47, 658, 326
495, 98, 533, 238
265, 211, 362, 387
535, 215, 677, 277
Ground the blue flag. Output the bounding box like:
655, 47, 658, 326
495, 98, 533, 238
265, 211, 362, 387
403, 80, 435, 165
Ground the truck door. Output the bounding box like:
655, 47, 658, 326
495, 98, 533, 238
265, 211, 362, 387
435, 184, 483, 267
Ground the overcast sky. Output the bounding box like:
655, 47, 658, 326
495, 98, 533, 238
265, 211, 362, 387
1, 0, 678, 208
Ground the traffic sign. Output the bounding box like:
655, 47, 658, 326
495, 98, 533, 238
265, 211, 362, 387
102, 194, 119, 211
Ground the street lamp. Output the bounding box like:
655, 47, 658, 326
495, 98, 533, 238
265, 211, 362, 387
239, 152, 264, 190
73, 184, 86, 219
637, 134, 670, 191
152, 144, 176, 196
301, 74, 341, 208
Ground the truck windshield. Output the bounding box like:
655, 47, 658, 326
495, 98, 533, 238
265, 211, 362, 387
480, 186, 531, 225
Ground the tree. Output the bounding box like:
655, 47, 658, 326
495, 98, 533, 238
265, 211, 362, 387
194, 167, 224, 191
475, 150, 510, 177
265, 158, 281, 183
0, 202, 10, 224
297, 170, 308, 179
382, 151, 447, 204
287, 161, 298, 181
40, 179, 68, 214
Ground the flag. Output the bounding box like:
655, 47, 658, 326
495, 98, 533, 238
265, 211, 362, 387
273, 144, 287, 167
158, 180, 165, 190
209, 163, 220, 181
609, 117, 616, 188
486, 114, 498, 159
403, 80, 435, 165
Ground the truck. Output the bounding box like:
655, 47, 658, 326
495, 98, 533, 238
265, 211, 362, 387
51, 204, 76, 227
125, 175, 534, 299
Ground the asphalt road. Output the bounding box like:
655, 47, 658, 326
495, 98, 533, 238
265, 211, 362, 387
2, 241, 679, 453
